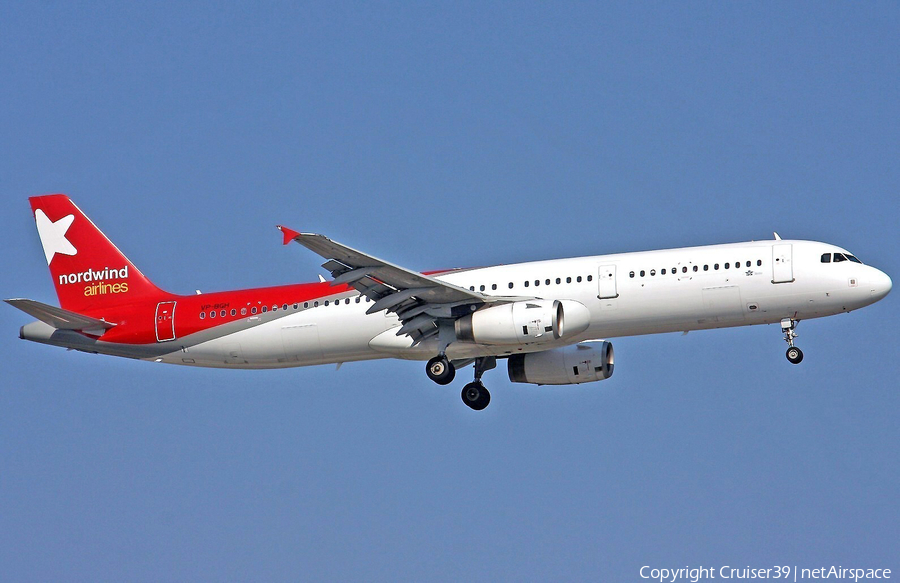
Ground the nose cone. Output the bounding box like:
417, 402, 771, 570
869, 269, 892, 302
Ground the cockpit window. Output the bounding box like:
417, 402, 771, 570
847, 254, 862, 264
821, 253, 831, 263
833, 253, 847, 263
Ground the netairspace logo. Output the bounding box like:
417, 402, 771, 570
640, 565, 891, 582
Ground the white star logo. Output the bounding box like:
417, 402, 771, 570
35, 209, 77, 264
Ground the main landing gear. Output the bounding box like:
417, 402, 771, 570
425, 354, 495, 411
460, 356, 496, 411
426, 354, 455, 385
781, 317, 804, 364
462, 382, 490, 411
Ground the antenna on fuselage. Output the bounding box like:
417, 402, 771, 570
773, 232, 782, 240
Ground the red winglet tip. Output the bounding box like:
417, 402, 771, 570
277, 225, 300, 245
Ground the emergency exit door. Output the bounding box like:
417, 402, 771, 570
155, 301, 176, 342
772, 244, 794, 284
597, 265, 618, 299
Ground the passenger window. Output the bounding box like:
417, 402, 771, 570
535, 280, 540, 286
220, 310, 226, 317
566, 277, 572, 283
272, 305, 278, 312
480, 285, 485, 291
508, 282, 514, 289
746, 261, 751, 268
693, 265, 698, 272
210, 311, 215, 318
577, 276, 583, 282
345, 298, 350, 304
586, 275, 592, 282
524, 281, 529, 287
200, 312, 205, 319
556, 277, 561, 284
492, 284, 497, 290
640, 270, 645, 277
231, 309, 236, 316
324, 301, 329, 306
671, 267, 676, 274
355, 297, 360, 303
703, 265, 708, 271
283, 304, 288, 311
724, 263, 730, 269
262, 306, 268, 313
545, 279, 551, 285
629, 271, 635, 278
304, 302, 309, 308
314, 301, 319, 307
470, 286, 475, 291
682, 267, 687, 273
241, 308, 247, 315
251, 307, 258, 314
649, 270, 655, 277
661, 268, 667, 275
714, 264, 719, 270
757, 260, 762, 267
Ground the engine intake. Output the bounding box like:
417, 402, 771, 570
507, 341, 614, 385
455, 299, 590, 345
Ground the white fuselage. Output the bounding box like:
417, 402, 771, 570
159, 239, 890, 369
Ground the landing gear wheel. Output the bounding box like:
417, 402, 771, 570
426, 355, 455, 385
786, 346, 804, 364
461, 382, 491, 411
781, 318, 803, 365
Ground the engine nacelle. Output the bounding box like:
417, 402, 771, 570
455, 299, 591, 345
507, 341, 615, 385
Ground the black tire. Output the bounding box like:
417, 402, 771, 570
426, 355, 455, 385
786, 346, 803, 364
461, 382, 491, 411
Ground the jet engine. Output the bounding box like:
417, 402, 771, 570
507, 341, 614, 385
455, 299, 591, 345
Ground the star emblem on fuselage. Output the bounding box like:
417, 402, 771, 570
35, 209, 77, 264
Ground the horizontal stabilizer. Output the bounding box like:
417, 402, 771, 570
4, 298, 116, 331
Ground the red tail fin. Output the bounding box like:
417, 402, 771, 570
29, 194, 167, 313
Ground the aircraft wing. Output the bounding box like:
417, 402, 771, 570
5, 298, 116, 332
278, 227, 526, 343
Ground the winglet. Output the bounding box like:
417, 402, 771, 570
276, 225, 301, 246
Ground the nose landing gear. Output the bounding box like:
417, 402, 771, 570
786, 346, 803, 364
781, 318, 803, 364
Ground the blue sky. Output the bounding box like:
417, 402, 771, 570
1, 2, 898, 580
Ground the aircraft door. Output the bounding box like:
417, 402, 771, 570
597, 265, 618, 299
155, 301, 176, 342
772, 244, 794, 283
282, 323, 325, 364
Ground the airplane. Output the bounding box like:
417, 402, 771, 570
7, 194, 892, 410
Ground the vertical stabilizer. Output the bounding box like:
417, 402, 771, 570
29, 194, 168, 313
